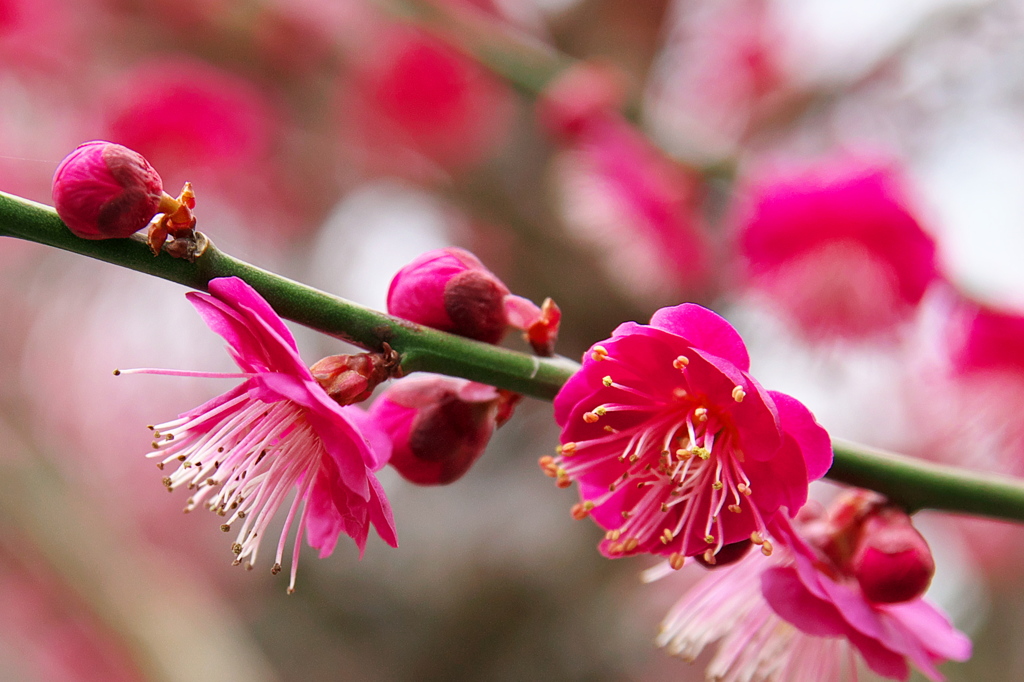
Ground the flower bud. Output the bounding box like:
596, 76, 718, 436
369, 374, 519, 485
387, 248, 511, 344
52, 141, 171, 240
310, 346, 400, 406
388, 247, 561, 353
536, 61, 628, 142
851, 506, 935, 604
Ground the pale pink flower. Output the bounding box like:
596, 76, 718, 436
552, 117, 711, 302
736, 159, 940, 340
657, 502, 970, 682
645, 0, 788, 157
544, 303, 832, 563
126, 277, 397, 591
369, 374, 518, 486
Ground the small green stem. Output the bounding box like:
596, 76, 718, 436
3, 190, 1024, 522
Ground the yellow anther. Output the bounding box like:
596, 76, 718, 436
560, 442, 577, 455
661, 528, 674, 544
623, 537, 639, 552
750, 531, 765, 545
727, 504, 742, 514
731, 386, 746, 402
704, 534, 715, 544
673, 355, 690, 369
712, 481, 723, 490
602, 376, 614, 387
571, 501, 594, 520
591, 345, 609, 361
594, 406, 607, 417
693, 447, 710, 460
672, 387, 688, 399
737, 483, 751, 495
606, 529, 622, 541
583, 411, 599, 423
694, 407, 708, 422
603, 425, 616, 433
660, 503, 670, 512
761, 540, 774, 557
669, 553, 685, 570
703, 549, 717, 565
676, 448, 692, 460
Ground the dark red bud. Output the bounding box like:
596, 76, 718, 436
852, 507, 935, 604
443, 269, 510, 345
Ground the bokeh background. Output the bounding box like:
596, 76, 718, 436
0, 0, 1023, 680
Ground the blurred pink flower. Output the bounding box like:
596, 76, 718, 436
130, 277, 397, 592
552, 117, 712, 302
0, 0, 85, 73
340, 28, 513, 176
103, 58, 279, 190
657, 502, 970, 682
544, 303, 832, 563
370, 374, 518, 486
736, 159, 940, 340
646, 0, 788, 157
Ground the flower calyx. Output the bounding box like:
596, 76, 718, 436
310, 343, 402, 407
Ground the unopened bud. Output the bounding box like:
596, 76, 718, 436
852, 507, 935, 604
52, 141, 166, 240
388, 248, 559, 353
369, 374, 520, 485
310, 345, 400, 406
388, 248, 510, 344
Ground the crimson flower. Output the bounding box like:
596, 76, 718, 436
545, 303, 831, 563
127, 277, 396, 591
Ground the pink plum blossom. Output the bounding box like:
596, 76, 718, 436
656, 500, 970, 682
125, 277, 396, 592
370, 374, 518, 486
736, 159, 940, 340
545, 303, 832, 564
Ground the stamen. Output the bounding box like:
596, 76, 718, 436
672, 355, 689, 369
602, 376, 614, 387
669, 553, 685, 570
731, 386, 746, 402
591, 345, 609, 361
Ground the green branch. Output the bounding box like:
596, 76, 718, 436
3, 190, 1024, 523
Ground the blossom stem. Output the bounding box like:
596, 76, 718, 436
4, 190, 1024, 523
0, 191, 577, 401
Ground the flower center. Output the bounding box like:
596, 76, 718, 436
149, 396, 324, 592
